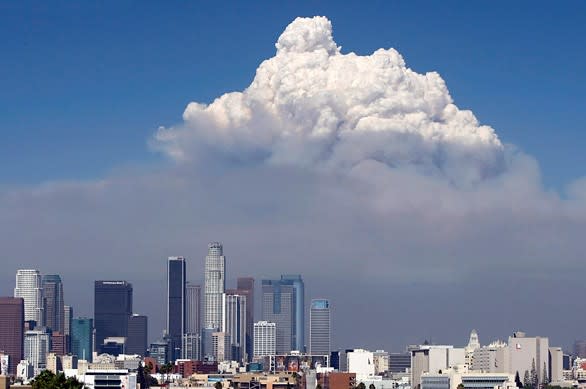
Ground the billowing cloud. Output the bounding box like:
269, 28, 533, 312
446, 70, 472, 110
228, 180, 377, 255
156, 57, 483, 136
2, 16, 586, 349
154, 16, 505, 186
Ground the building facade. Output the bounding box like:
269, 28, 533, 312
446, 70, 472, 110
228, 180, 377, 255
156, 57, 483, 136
310, 299, 331, 356
94, 281, 132, 353
0, 297, 24, 375
64, 305, 72, 353
24, 329, 50, 375
204, 242, 226, 331
253, 321, 276, 358
42, 274, 65, 334
72, 317, 93, 362
126, 314, 148, 356
237, 277, 255, 362
261, 275, 304, 354
167, 256, 186, 361
186, 283, 201, 335
14, 269, 44, 326
223, 292, 247, 363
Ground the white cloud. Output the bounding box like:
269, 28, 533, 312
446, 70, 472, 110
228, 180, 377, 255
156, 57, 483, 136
154, 16, 505, 186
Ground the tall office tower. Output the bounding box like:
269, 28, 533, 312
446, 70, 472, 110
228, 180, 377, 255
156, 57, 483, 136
182, 333, 201, 360
64, 305, 72, 353
126, 314, 148, 356
236, 277, 254, 361
71, 318, 93, 362
261, 275, 305, 353
14, 269, 44, 326
253, 321, 276, 358
94, 281, 133, 352
167, 256, 187, 361
42, 275, 64, 334
222, 293, 247, 362
186, 283, 201, 335
574, 340, 586, 358
212, 332, 231, 362
0, 297, 24, 375
310, 299, 331, 356
50, 331, 66, 356
204, 242, 226, 330
24, 329, 50, 375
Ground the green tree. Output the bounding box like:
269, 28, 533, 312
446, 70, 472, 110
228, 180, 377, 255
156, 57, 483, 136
515, 371, 523, 388
369, 384, 376, 389
542, 362, 549, 387
523, 370, 531, 389
31, 370, 83, 389
214, 381, 223, 389
357, 383, 366, 389
316, 384, 323, 389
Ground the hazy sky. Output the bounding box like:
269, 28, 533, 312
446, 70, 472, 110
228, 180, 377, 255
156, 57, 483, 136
1, 2, 586, 352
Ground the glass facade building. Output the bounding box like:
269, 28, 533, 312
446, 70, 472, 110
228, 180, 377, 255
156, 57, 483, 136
71, 317, 93, 362
94, 281, 132, 352
42, 275, 64, 334
309, 299, 330, 356
167, 256, 186, 361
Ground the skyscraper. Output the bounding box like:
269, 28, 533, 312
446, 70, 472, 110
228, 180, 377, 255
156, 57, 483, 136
253, 321, 276, 358
222, 292, 247, 362
14, 270, 44, 326
24, 329, 50, 375
309, 299, 331, 356
94, 281, 133, 352
71, 318, 93, 362
42, 275, 64, 334
186, 283, 201, 335
64, 305, 73, 353
167, 256, 186, 361
261, 275, 304, 353
236, 277, 254, 361
0, 297, 24, 375
204, 242, 225, 330
126, 314, 148, 356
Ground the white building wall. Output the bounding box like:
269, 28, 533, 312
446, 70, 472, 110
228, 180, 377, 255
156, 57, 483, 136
253, 321, 276, 357
508, 332, 549, 384
347, 349, 375, 378
549, 347, 563, 383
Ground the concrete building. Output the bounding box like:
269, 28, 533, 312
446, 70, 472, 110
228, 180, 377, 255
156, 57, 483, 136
261, 275, 304, 353
167, 256, 186, 361
212, 332, 231, 362
126, 314, 148, 356
149, 341, 169, 365
204, 242, 226, 331
94, 281, 132, 352
223, 293, 247, 363
472, 340, 508, 373
17, 360, 34, 383
50, 331, 67, 356
317, 372, 356, 389
42, 275, 65, 334
347, 349, 375, 378
507, 332, 549, 386
464, 330, 480, 368
254, 321, 277, 358
549, 347, 563, 383
46, 352, 61, 374
411, 345, 465, 389
14, 270, 44, 326
373, 350, 389, 375
0, 297, 24, 375
24, 329, 50, 375
310, 299, 331, 356
421, 367, 515, 389
71, 317, 93, 362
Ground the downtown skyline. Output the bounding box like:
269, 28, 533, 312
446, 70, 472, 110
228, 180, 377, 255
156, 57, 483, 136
2, 3, 586, 354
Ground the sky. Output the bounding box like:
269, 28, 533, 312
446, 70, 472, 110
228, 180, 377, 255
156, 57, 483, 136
1, 2, 586, 352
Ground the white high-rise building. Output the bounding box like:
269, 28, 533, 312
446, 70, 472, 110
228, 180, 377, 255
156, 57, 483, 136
222, 293, 247, 363
253, 321, 276, 358
14, 270, 44, 326
465, 329, 480, 368
24, 330, 50, 375
212, 332, 231, 362
204, 242, 226, 330
309, 299, 331, 356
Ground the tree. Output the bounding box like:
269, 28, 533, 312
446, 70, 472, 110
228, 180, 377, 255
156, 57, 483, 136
457, 384, 465, 389
317, 385, 323, 389
357, 383, 366, 389
531, 359, 538, 388
369, 384, 376, 389
542, 362, 549, 387
523, 370, 531, 389
214, 381, 223, 389
31, 370, 84, 389
515, 371, 523, 388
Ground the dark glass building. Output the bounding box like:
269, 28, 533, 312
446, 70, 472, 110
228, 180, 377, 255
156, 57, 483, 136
126, 314, 148, 356
42, 275, 64, 334
167, 257, 186, 361
0, 297, 24, 375
236, 277, 254, 362
71, 317, 93, 362
94, 281, 133, 352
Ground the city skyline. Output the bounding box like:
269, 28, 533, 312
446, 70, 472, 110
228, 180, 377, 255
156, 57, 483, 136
2, 4, 586, 354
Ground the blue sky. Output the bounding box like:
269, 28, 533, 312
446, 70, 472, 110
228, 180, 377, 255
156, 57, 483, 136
1, 1, 585, 188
